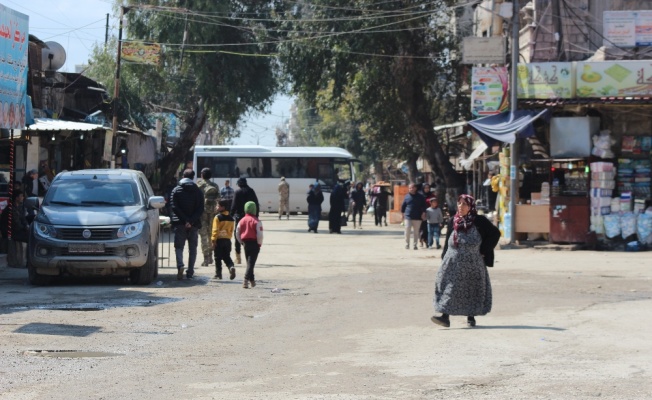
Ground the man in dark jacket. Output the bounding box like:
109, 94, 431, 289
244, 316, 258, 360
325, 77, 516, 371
349, 181, 366, 229
22, 169, 38, 197
401, 183, 427, 250
170, 169, 204, 280
230, 177, 259, 264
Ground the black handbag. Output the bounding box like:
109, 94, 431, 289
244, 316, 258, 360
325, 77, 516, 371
340, 215, 348, 226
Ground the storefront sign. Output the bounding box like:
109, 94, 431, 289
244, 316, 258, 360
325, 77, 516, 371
0, 4, 29, 130
576, 61, 652, 97
516, 62, 573, 99
462, 37, 506, 64
471, 67, 509, 117
121, 42, 161, 65
603, 10, 652, 47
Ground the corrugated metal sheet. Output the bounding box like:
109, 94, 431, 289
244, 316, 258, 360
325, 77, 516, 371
25, 118, 105, 131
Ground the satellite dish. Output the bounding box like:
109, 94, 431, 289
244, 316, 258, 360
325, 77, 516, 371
42, 41, 67, 71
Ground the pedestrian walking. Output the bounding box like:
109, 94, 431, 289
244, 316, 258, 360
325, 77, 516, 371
431, 194, 501, 328
307, 183, 324, 233
401, 183, 427, 250
220, 179, 234, 210
350, 181, 366, 229
197, 168, 220, 266
22, 169, 38, 197
1, 190, 28, 268
236, 201, 264, 289
419, 183, 436, 247
170, 169, 204, 280
211, 200, 236, 280
328, 181, 346, 234
425, 197, 444, 249
278, 176, 290, 219
372, 183, 392, 227
230, 177, 259, 265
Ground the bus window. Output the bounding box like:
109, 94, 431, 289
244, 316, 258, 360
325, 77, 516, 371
196, 156, 235, 178
318, 163, 334, 186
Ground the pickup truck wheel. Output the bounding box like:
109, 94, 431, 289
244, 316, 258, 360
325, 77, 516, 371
130, 244, 157, 285
27, 257, 52, 286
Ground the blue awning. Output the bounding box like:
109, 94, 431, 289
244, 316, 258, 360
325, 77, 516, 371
468, 109, 550, 146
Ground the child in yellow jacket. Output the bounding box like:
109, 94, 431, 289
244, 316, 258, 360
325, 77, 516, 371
211, 200, 236, 280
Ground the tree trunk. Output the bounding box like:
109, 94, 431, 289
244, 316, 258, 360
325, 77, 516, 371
406, 154, 419, 184
373, 160, 384, 183
158, 99, 208, 194
410, 94, 464, 211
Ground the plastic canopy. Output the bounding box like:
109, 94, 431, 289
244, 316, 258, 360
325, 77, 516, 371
468, 109, 550, 146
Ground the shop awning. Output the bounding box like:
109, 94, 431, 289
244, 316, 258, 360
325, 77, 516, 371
468, 109, 550, 146
25, 118, 105, 131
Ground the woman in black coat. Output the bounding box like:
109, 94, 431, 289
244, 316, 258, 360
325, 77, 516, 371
431, 194, 501, 328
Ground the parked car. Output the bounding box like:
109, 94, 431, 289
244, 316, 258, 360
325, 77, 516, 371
25, 169, 165, 285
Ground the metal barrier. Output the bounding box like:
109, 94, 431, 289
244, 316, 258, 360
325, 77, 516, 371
158, 217, 173, 269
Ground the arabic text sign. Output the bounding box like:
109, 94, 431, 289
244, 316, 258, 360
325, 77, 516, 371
0, 4, 29, 130
121, 42, 161, 65
604, 10, 652, 47
471, 67, 509, 117
462, 37, 505, 65
516, 62, 574, 99
576, 61, 652, 97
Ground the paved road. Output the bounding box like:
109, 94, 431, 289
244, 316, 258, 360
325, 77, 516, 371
1, 214, 651, 399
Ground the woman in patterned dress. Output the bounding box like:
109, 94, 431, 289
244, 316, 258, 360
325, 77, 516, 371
431, 194, 501, 328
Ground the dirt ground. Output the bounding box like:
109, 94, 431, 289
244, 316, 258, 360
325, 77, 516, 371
1, 214, 651, 399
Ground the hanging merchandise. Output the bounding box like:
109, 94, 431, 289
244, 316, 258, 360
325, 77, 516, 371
591, 130, 616, 159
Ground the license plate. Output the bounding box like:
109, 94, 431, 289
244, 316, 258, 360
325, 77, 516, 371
68, 243, 105, 253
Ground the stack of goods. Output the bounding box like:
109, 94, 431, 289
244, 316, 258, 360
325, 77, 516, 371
590, 161, 615, 235
618, 158, 651, 200
632, 160, 651, 199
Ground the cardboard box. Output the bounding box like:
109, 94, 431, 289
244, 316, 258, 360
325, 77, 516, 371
515, 204, 550, 233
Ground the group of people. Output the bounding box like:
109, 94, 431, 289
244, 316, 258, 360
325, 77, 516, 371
0, 169, 43, 269
169, 168, 263, 288
401, 182, 444, 250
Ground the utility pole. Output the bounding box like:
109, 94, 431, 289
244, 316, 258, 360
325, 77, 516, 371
105, 13, 109, 45
111, 6, 128, 161
508, 0, 520, 244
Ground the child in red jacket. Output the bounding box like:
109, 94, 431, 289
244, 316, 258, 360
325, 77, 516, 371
236, 201, 264, 288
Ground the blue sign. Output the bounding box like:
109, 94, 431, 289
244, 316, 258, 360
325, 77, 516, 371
0, 4, 28, 130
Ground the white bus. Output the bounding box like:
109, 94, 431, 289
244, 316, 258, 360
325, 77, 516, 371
193, 145, 358, 214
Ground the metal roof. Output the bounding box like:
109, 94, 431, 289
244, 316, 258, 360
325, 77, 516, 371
25, 118, 105, 131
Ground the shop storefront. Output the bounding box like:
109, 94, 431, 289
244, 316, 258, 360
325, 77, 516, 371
513, 61, 652, 246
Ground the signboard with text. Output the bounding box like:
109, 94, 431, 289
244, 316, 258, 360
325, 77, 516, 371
471, 67, 509, 117
516, 62, 574, 99
121, 42, 161, 65
462, 37, 506, 65
0, 4, 29, 130
604, 10, 652, 47
576, 61, 652, 97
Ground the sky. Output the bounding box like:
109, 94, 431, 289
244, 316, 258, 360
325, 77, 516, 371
6, 0, 292, 146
